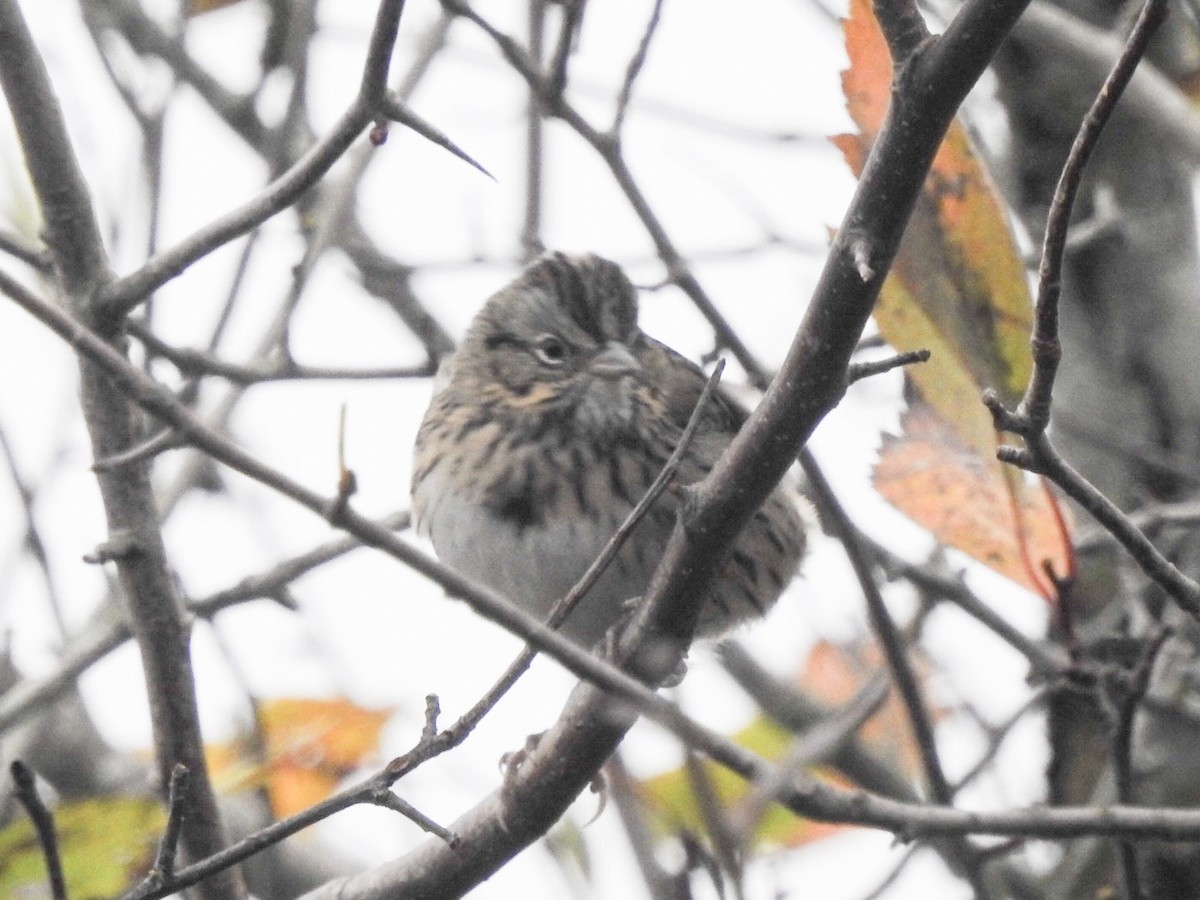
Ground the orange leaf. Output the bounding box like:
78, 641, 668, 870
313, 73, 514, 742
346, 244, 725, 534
838, 1, 1069, 585
258, 698, 391, 818
259, 698, 391, 770
873, 404, 1073, 594
839, 0, 893, 152
185, 0, 250, 15
207, 697, 392, 819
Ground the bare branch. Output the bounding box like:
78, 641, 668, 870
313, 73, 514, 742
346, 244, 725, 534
129, 321, 434, 384
0, 4, 245, 893
0, 0, 109, 298
991, 428, 1200, 620
145, 764, 191, 886
122, 728, 458, 900
612, 0, 665, 135
10, 761, 66, 900
371, 791, 460, 848
1110, 628, 1170, 900
1016, 0, 1168, 432
803, 454, 954, 802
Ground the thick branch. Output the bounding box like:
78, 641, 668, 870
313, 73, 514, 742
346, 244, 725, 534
0, 0, 108, 298
0, 4, 242, 896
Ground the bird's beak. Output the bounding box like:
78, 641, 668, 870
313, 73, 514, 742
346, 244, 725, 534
590, 341, 641, 380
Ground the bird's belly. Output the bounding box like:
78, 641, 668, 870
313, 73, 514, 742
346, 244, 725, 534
418, 484, 663, 646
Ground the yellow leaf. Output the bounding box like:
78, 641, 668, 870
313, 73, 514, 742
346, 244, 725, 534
638, 717, 834, 849
0, 797, 164, 897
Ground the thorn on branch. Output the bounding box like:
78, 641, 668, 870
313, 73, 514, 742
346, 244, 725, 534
378, 94, 495, 180
270, 588, 300, 612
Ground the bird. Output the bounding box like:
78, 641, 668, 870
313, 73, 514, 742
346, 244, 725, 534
411, 251, 806, 648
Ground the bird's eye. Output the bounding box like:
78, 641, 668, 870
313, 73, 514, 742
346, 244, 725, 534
532, 335, 568, 367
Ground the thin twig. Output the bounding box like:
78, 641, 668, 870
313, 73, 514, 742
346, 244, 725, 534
10, 761, 67, 900
719, 641, 917, 801
0, 228, 52, 272
545, 0, 584, 101
801, 453, 953, 803
90, 430, 185, 472
977, 0, 1200, 629
847, 347, 930, 383
607, 753, 682, 899
128, 320, 434, 384
150, 764, 191, 884
372, 791, 461, 847
801, 450, 992, 896
991, 434, 1200, 620
685, 749, 744, 894
1110, 627, 1170, 900
0, 419, 67, 636
611, 0, 665, 135
951, 689, 1048, 792
1015, 0, 1168, 430
860, 845, 922, 900
732, 668, 889, 842
522, 0, 547, 260
122, 728, 457, 900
